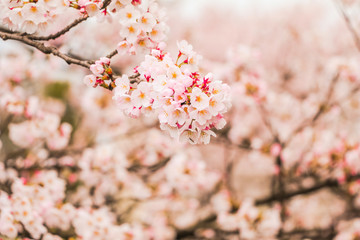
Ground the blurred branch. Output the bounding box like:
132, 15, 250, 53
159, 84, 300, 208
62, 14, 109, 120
127, 157, 171, 173
275, 153, 286, 231
178, 227, 336, 240
213, 135, 255, 152
0, 115, 12, 137
285, 72, 340, 145
335, 0, 360, 52
257, 104, 278, 140
256, 174, 360, 205
223, 143, 237, 205
278, 227, 336, 240
176, 214, 217, 240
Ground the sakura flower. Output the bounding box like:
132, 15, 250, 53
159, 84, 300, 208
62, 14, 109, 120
139, 12, 157, 32
113, 94, 133, 111
190, 87, 210, 110
167, 106, 187, 126
118, 4, 141, 24
121, 22, 141, 43
190, 108, 212, 125
177, 40, 193, 55
83, 74, 97, 87
99, 57, 110, 65
208, 95, 226, 115
84, 2, 102, 17
167, 66, 182, 81
90, 63, 105, 76
199, 130, 216, 144
131, 82, 152, 107
150, 23, 167, 42
0, 223, 18, 239
117, 40, 130, 55
179, 129, 199, 144
115, 75, 130, 95
21, 3, 47, 25
152, 75, 169, 91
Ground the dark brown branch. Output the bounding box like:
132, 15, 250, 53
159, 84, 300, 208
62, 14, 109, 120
26, 0, 113, 41
106, 49, 118, 59
0, 31, 92, 68
127, 157, 171, 174
176, 215, 217, 239
278, 227, 336, 240
28, 16, 89, 41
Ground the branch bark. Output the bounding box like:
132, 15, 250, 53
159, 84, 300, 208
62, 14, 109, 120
0, 30, 92, 68
27, 16, 89, 41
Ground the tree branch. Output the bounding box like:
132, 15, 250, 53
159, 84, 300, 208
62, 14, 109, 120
335, 0, 360, 52
0, 30, 92, 68
256, 174, 360, 205
26, 0, 113, 41
106, 49, 119, 59
27, 16, 89, 41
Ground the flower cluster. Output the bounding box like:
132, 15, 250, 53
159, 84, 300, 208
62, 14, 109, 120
115, 0, 168, 55
66, 0, 103, 16
112, 41, 231, 144
216, 198, 281, 239
0, 171, 66, 239
83, 57, 115, 89
0, 0, 70, 34
0, 169, 149, 240
9, 112, 72, 150
164, 152, 221, 197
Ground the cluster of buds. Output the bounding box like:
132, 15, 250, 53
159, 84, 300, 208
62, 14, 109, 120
112, 41, 231, 144
83, 57, 116, 90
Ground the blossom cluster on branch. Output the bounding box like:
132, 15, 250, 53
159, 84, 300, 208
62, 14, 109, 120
110, 41, 231, 144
